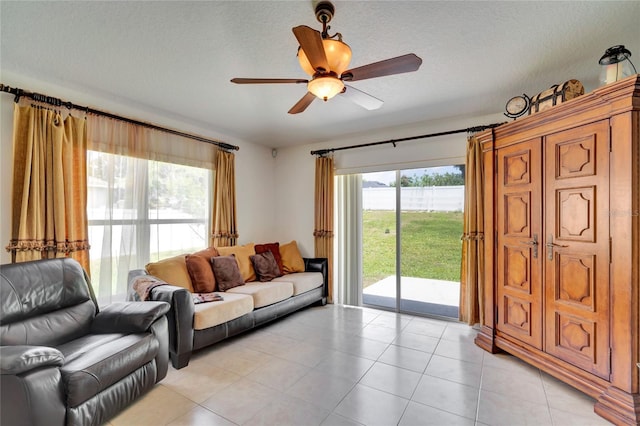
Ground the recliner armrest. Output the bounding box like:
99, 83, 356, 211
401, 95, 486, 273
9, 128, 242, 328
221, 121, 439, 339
92, 301, 170, 334
0, 346, 64, 375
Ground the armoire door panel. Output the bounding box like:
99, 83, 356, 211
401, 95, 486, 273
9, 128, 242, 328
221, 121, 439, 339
544, 120, 610, 379
554, 313, 597, 362
504, 192, 531, 236
496, 139, 543, 349
556, 186, 596, 242
503, 295, 533, 335
504, 151, 531, 185
556, 135, 596, 179
555, 253, 595, 310
504, 245, 531, 292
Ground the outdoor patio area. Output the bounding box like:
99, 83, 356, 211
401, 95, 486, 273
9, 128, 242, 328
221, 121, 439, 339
363, 276, 460, 318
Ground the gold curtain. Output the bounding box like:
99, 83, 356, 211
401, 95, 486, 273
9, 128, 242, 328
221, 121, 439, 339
211, 150, 238, 247
459, 135, 484, 325
314, 156, 334, 303
6, 104, 91, 271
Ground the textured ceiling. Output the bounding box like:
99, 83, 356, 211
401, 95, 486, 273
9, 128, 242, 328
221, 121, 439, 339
1, 1, 639, 148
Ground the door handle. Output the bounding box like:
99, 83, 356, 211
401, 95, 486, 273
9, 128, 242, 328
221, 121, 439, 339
520, 234, 538, 258
546, 234, 568, 260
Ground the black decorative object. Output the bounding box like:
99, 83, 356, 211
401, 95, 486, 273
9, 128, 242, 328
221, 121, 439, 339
599, 45, 637, 85
504, 94, 531, 119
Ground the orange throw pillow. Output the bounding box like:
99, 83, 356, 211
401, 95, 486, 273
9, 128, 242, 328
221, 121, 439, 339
279, 240, 305, 274
145, 254, 193, 292
185, 247, 219, 293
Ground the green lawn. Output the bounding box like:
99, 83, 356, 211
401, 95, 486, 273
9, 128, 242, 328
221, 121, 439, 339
362, 210, 463, 287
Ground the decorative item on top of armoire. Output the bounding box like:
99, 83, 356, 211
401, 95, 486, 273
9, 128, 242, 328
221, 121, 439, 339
528, 79, 584, 115
599, 45, 637, 86
474, 74, 639, 425
504, 94, 531, 119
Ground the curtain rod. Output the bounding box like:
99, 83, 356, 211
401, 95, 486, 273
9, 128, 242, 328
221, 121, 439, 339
310, 122, 505, 156
0, 83, 239, 152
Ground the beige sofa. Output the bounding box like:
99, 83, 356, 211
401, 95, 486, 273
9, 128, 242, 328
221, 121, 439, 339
128, 242, 327, 369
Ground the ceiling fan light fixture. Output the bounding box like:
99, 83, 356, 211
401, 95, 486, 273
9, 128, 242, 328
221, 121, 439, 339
308, 75, 344, 101
298, 39, 352, 76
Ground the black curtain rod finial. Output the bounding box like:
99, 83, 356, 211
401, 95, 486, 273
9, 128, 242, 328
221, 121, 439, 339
311, 149, 331, 156
220, 143, 240, 152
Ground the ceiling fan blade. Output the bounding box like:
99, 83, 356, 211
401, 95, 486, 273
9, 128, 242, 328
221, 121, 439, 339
288, 92, 316, 114
341, 85, 384, 110
231, 78, 308, 84
292, 25, 329, 73
341, 53, 422, 82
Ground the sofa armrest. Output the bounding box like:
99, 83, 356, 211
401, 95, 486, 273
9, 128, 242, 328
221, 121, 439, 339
304, 257, 328, 298
92, 301, 170, 334
147, 284, 195, 368
0, 346, 64, 375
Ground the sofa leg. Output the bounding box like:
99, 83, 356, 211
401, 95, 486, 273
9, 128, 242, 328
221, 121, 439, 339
170, 352, 191, 369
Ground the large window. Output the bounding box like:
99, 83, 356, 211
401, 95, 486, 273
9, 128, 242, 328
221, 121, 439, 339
87, 150, 211, 304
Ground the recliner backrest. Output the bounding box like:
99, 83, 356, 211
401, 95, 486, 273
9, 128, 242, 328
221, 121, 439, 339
0, 258, 97, 346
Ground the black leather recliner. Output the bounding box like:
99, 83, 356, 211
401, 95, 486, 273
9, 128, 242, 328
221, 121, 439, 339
0, 258, 170, 426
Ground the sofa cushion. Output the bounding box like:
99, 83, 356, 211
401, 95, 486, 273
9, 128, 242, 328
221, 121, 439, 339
59, 333, 159, 408
272, 272, 324, 296
216, 243, 256, 282
250, 251, 281, 282
211, 255, 245, 291
255, 242, 284, 276
193, 293, 254, 330
146, 255, 193, 292
56, 333, 125, 363
225, 281, 294, 308
279, 241, 305, 274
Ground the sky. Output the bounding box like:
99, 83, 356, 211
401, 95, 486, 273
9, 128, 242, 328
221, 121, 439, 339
363, 165, 460, 185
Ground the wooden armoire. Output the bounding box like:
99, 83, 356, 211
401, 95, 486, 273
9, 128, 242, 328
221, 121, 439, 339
475, 75, 639, 425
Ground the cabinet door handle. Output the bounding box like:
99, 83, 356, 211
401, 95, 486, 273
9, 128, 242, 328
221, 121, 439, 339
546, 235, 568, 260
520, 234, 538, 258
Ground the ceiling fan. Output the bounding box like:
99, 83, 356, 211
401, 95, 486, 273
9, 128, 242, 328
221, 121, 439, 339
230, 1, 422, 114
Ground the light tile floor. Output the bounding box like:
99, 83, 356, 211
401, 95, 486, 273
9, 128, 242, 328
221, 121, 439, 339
109, 304, 612, 426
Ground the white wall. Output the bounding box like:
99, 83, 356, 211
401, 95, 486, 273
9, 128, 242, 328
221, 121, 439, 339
0, 82, 13, 264
0, 71, 278, 264
274, 112, 505, 257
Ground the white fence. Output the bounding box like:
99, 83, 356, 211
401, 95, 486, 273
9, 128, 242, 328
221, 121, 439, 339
363, 186, 464, 212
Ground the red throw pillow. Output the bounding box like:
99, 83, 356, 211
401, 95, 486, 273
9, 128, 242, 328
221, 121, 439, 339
255, 242, 284, 276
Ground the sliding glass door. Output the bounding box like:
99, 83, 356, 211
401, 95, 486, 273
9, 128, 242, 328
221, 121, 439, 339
361, 166, 463, 318
361, 171, 397, 309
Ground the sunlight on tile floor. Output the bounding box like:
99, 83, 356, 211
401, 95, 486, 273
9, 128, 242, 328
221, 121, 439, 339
108, 304, 612, 426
